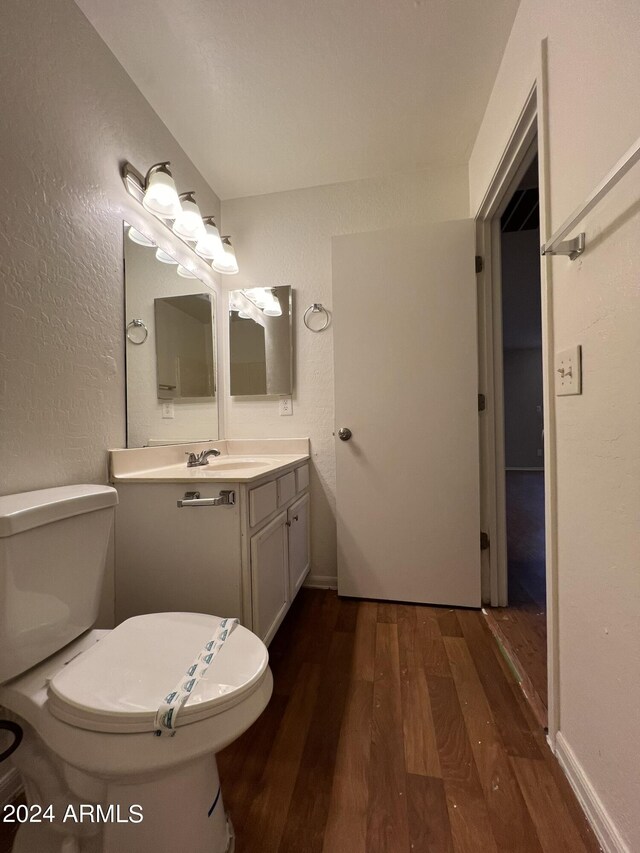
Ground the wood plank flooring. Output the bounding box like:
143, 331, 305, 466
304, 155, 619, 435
0, 588, 599, 853
218, 589, 601, 853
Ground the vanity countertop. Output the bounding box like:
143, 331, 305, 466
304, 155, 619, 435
109, 438, 310, 484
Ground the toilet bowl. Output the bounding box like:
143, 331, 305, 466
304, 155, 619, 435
0, 485, 273, 853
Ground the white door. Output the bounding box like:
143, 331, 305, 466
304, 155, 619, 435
332, 221, 481, 607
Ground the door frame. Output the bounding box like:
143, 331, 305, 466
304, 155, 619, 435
475, 41, 559, 744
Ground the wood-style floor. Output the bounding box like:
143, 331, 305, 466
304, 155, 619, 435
0, 587, 598, 853
487, 471, 547, 723
218, 589, 600, 853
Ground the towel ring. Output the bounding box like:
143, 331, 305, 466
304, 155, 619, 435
126, 318, 148, 344
303, 303, 330, 332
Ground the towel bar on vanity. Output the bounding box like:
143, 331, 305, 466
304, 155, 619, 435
177, 490, 236, 508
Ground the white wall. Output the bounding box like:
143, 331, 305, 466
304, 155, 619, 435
221, 167, 469, 584
470, 2, 640, 849
0, 0, 222, 627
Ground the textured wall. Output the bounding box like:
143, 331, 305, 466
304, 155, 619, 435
470, 2, 640, 848
0, 0, 221, 626
221, 167, 469, 584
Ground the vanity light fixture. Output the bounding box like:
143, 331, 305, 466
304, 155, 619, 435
212, 237, 239, 275
244, 288, 268, 308
241, 287, 282, 317
177, 265, 198, 279
141, 162, 182, 219
195, 217, 224, 261
155, 248, 178, 265
127, 226, 156, 248
122, 161, 240, 275
172, 192, 207, 242
263, 294, 282, 317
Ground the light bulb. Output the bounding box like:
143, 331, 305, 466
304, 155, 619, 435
172, 192, 206, 242
195, 217, 224, 260
212, 238, 239, 275
238, 310, 251, 319
142, 163, 181, 219
155, 248, 178, 265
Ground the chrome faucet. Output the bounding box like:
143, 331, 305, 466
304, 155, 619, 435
185, 448, 222, 467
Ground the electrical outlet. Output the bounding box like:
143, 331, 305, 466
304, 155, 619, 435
162, 402, 175, 419
279, 397, 293, 416
555, 345, 582, 396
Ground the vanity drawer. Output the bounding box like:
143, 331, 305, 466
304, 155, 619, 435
249, 480, 278, 527
277, 472, 296, 507
295, 463, 309, 493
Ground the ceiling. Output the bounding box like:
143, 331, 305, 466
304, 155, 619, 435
76, 0, 520, 200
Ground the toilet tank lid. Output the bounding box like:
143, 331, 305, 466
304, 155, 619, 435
0, 485, 118, 538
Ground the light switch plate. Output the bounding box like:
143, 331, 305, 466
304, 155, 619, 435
162, 402, 175, 419
555, 345, 582, 396
279, 396, 293, 416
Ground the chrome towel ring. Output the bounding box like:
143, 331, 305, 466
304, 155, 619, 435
303, 303, 330, 332
126, 318, 148, 344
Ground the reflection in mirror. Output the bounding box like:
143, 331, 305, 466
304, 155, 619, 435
124, 222, 219, 447
154, 295, 215, 399
229, 287, 293, 396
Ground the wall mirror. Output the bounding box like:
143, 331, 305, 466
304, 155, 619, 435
124, 222, 219, 446
229, 286, 293, 396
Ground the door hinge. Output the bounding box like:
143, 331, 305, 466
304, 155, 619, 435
475, 255, 483, 274
480, 531, 490, 551
478, 393, 486, 412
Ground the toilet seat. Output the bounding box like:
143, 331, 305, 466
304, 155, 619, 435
47, 612, 269, 734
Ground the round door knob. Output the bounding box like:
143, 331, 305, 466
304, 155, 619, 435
338, 427, 352, 441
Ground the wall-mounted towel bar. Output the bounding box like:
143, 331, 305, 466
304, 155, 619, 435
541, 134, 640, 260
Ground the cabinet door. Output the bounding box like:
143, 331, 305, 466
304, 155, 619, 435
287, 493, 310, 597
250, 511, 289, 645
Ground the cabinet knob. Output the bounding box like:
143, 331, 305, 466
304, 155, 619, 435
338, 427, 352, 441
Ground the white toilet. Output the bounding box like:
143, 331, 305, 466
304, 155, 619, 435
0, 484, 273, 853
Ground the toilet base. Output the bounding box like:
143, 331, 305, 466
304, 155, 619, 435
10, 723, 235, 853
12, 816, 235, 853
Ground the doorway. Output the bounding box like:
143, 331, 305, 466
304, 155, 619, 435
485, 155, 548, 727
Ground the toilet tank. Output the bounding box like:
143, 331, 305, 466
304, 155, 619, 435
0, 485, 118, 684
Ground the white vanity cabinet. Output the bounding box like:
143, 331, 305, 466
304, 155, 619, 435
287, 493, 310, 597
250, 512, 289, 642
113, 459, 311, 646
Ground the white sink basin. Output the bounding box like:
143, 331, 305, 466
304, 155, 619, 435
205, 458, 274, 471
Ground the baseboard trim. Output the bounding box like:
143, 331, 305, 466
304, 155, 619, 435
0, 767, 22, 807
303, 575, 337, 590
555, 732, 629, 853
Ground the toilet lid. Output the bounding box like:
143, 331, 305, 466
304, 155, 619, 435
47, 613, 269, 734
